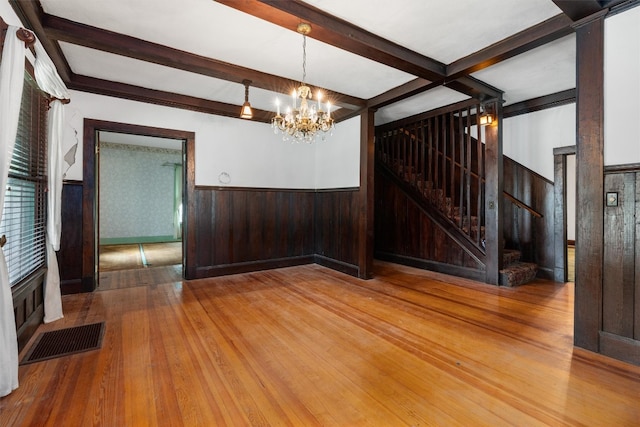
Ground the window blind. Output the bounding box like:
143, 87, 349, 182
0, 71, 48, 286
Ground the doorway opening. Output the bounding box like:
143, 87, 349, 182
82, 119, 195, 292
553, 145, 576, 283
96, 131, 184, 290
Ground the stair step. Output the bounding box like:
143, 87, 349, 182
503, 249, 521, 265
499, 262, 537, 287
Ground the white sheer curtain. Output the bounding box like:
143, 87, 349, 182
34, 41, 70, 323
0, 26, 27, 398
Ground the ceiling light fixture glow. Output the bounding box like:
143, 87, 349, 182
240, 79, 253, 119
271, 23, 334, 143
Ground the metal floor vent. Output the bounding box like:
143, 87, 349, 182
21, 322, 105, 365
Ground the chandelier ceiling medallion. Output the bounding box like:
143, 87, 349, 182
271, 23, 334, 143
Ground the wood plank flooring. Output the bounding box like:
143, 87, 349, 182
2, 262, 639, 426
99, 242, 182, 272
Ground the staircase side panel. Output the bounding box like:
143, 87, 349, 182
375, 169, 484, 278
503, 157, 555, 280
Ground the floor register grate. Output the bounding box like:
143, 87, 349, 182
21, 322, 105, 365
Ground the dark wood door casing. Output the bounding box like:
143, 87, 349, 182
82, 119, 193, 291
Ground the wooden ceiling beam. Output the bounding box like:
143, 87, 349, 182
68, 74, 275, 123
367, 78, 437, 110
552, 0, 635, 21
216, 0, 446, 81
41, 14, 366, 110
217, 0, 505, 100
552, 0, 606, 21
447, 14, 574, 78
503, 88, 576, 118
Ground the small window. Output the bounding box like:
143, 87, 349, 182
0, 71, 48, 286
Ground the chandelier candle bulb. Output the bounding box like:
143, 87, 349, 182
317, 92, 322, 110
276, 98, 280, 116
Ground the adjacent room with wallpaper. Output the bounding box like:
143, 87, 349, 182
1, 0, 640, 425
97, 131, 184, 289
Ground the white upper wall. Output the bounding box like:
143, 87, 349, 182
62, 91, 360, 189
503, 103, 576, 181
315, 115, 361, 189
604, 6, 640, 166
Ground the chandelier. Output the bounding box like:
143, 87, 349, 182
271, 23, 334, 143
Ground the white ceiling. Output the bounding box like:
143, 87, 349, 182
38, 0, 576, 125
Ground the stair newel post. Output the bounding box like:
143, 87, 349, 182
483, 98, 504, 285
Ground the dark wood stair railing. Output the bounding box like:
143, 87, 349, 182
376, 99, 539, 286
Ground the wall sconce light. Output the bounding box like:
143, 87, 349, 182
240, 79, 253, 119
479, 112, 494, 126
479, 104, 494, 126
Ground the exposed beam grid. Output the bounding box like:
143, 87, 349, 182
216, 0, 503, 100
42, 14, 366, 110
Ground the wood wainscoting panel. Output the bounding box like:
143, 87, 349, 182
314, 190, 360, 275
600, 169, 640, 364
190, 188, 316, 278
3, 263, 640, 425
58, 181, 84, 294
12, 268, 45, 352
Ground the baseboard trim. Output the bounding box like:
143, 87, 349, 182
193, 255, 315, 279
314, 255, 359, 277
375, 252, 486, 282
599, 331, 640, 366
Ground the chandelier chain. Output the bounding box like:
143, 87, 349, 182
302, 33, 307, 83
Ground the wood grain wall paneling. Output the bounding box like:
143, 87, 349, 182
12, 268, 45, 351
192, 188, 319, 278
600, 168, 640, 366
603, 173, 635, 337
314, 190, 360, 276
58, 181, 84, 293
503, 158, 555, 280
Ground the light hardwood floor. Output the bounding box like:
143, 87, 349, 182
2, 262, 639, 426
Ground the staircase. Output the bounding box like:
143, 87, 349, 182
376, 100, 538, 286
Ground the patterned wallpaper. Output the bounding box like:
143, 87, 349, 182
99, 142, 181, 241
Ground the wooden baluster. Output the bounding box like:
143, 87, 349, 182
408, 127, 414, 185
415, 125, 420, 185
391, 129, 397, 174
427, 118, 433, 190
441, 114, 447, 210
449, 112, 455, 220
476, 104, 484, 246
419, 120, 425, 193
433, 116, 439, 196
466, 107, 473, 239
458, 109, 465, 229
